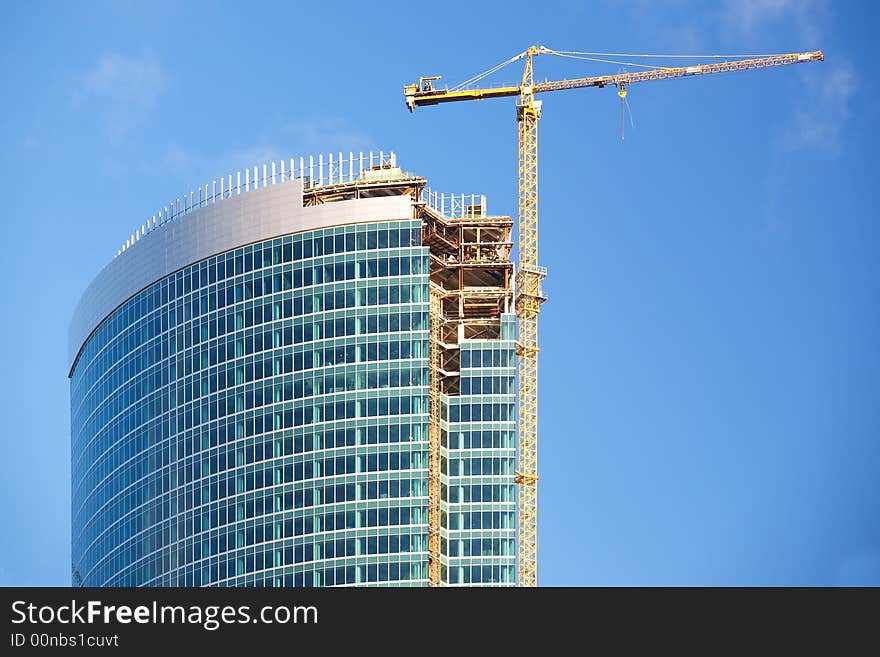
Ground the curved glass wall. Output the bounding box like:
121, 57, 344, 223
71, 219, 431, 586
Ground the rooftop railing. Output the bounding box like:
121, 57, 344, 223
112, 149, 490, 259
114, 150, 400, 258
421, 188, 487, 219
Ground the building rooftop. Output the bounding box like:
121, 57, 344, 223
70, 149, 493, 374
111, 150, 488, 262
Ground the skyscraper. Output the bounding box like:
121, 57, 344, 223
69, 152, 516, 586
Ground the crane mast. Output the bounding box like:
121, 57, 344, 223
513, 46, 545, 589
404, 45, 823, 587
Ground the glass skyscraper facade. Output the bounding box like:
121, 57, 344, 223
443, 320, 517, 585
69, 153, 516, 586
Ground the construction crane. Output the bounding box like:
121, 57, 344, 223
404, 45, 824, 588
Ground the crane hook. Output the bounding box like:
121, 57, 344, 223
618, 84, 628, 140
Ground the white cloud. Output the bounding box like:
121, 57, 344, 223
785, 60, 856, 154
162, 143, 287, 183
722, 0, 827, 44
724, 0, 799, 32
74, 53, 167, 140
721, 0, 852, 154
220, 145, 288, 175
158, 115, 376, 191
282, 116, 375, 153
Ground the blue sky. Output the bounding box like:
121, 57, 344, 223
1, 0, 877, 586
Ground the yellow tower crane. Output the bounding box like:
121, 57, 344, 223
404, 46, 824, 587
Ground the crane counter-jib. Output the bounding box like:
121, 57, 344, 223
405, 85, 521, 110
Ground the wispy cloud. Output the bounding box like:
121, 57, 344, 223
159, 116, 375, 188
73, 52, 167, 141
162, 143, 287, 183
720, 0, 853, 155
281, 116, 375, 153
217, 145, 288, 175
602, 0, 710, 53
723, 0, 800, 32
784, 60, 856, 154
721, 0, 828, 45
761, 55, 855, 232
